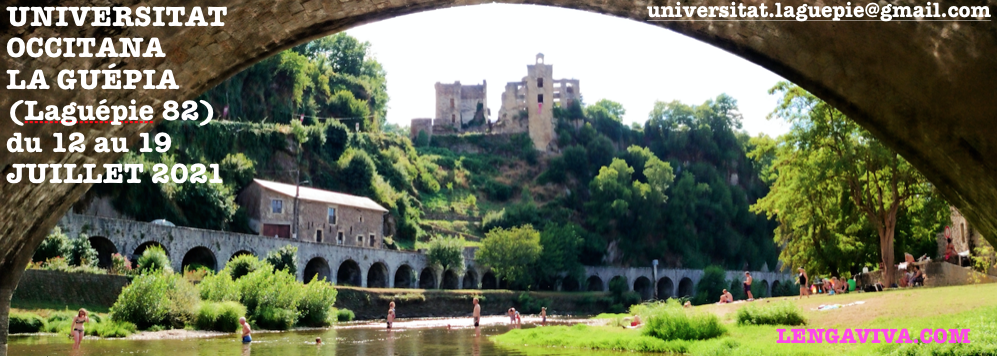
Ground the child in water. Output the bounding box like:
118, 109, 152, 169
387, 301, 396, 329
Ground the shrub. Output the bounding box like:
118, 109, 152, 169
93, 320, 138, 338
8, 312, 45, 333
297, 278, 339, 327
265, 245, 298, 273
237, 265, 303, 329
633, 300, 725, 341
227, 254, 266, 280
736, 301, 806, 326
195, 301, 247, 332
33, 227, 72, 263
41, 315, 137, 337
110, 253, 134, 276
426, 235, 465, 272
199, 271, 240, 302
693, 266, 727, 305
68, 234, 99, 267
336, 308, 355, 322
110, 271, 198, 329
256, 307, 297, 330
515, 292, 552, 314
184, 264, 212, 281
136, 246, 171, 273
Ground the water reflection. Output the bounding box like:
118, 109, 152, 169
7, 317, 624, 356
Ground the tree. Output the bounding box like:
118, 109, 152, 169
426, 235, 465, 273
266, 245, 298, 273
68, 234, 99, 267
33, 227, 72, 263
475, 225, 542, 288
756, 82, 938, 283
536, 223, 585, 287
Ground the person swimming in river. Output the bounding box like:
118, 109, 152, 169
70, 308, 89, 349
239, 317, 252, 344
387, 301, 396, 329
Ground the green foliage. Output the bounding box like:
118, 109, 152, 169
66, 233, 99, 267
633, 300, 725, 341
415, 130, 430, 147
475, 225, 542, 288
198, 271, 241, 302
237, 263, 304, 328
514, 292, 552, 314
33, 227, 72, 263
426, 235, 466, 272
265, 245, 298, 273
219, 153, 256, 189
535, 223, 585, 288
297, 278, 339, 327
8, 312, 45, 333
136, 246, 171, 274
110, 253, 133, 276
336, 308, 355, 322
227, 254, 266, 280
110, 271, 199, 329
194, 301, 247, 332
492, 324, 689, 354
693, 266, 727, 305
735, 301, 806, 326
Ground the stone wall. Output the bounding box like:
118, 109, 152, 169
13, 270, 131, 309
334, 287, 609, 320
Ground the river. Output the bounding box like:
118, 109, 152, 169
7, 316, 616, 356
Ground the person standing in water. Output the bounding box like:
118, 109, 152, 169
70, 308, 89, 349
239, 317, 252, 343
472, 298, 481, 327
540, 307, 547, 325
387, 301, 396, 329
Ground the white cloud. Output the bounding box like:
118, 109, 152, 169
347, 3, 790, 138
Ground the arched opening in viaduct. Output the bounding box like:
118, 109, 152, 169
229, 250, 255, 262
633, 277, 653, 300
441, 270, 460, 290
759, 280, 769, 297
132, 241, 168, 265
367, 262, 389, 288
561, 276, 580, 292
772, 281, 782, 297
87, 236, 117, 269
657, 277, 674, 299
678, 278, 694, 298
609, 276, 628, 293
181, 246, 218, 272
394, 265, 414, 289
586, 276, 604, 292
481, 272, 498, 290
419, 267, 437, 289
304, 257, 331, 283
462, 269, 478, 289
337, 260, 362, 287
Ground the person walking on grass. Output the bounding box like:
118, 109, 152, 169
70, 308, 89, 349
239, 317, 252, 343
798, 267, 810, 299
387, 301, 396, 329
472, 298, 481, 327
744, 271, 754, 301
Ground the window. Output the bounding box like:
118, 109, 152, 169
567, 86, 574, 94
452, 114, 456, 123
357, 235, 363, 244
359, 216, 363, 223
450, 98, 455, 108
537, 94, 543, 103
327, 207, 337, 225
270, 199, 283, 213
337, 232, 344, 245
369, 234, 376, 247
315, 230, 323, 243
537, 78, 543, 87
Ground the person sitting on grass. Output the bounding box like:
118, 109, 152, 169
630, 315, 641, 327
909, 266, 925, 287
718, 289, 733, 303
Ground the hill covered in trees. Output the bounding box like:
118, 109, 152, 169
84, 32, 952, 285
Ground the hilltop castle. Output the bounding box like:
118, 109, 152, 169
410, 53, 581, 152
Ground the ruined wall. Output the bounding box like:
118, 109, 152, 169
409, 118, 433, 140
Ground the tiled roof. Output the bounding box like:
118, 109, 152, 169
253, 179, 388, 213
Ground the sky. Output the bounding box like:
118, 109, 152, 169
347, 3, 791, 138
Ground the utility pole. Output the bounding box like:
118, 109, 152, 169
293, 168, 300, 240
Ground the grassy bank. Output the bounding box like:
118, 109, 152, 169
492, 283, 997, 355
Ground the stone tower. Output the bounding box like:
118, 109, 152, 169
497, 53, 581, 151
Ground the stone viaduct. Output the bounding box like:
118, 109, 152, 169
60, 213, 786, 297
0, 0, 995, 354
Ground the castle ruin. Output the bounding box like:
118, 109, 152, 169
410, 53, 581, 152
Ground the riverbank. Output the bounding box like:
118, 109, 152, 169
334, 286, 611, 320
491, 283, 998, 355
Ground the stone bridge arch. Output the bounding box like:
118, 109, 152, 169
1, 4, 996, 352
303, 256, 332, 283
86, 236, 118, 269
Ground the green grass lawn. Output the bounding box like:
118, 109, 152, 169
492, 283, 998, 355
